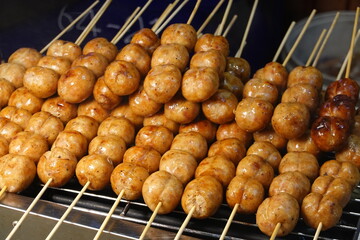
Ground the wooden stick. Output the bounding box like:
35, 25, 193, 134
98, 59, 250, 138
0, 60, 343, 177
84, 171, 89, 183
6, 178, 53, 240
93, 189, 125, 240
155, 0, 190, 35
269, 222, 281, 240
235, 0, 259, 58
217, 0, 233, 36
0, 186, 7, 198
110, 6, 141, 44
312, 12, 340, 67
75, 0, 113, 45
282, 9, 317, 67
174, 206, 195, 240
337, 29, 360, 80
219, 203, 239, 240
214, 24, 222, 35
345, 6, 359, 78
45, 181, 90, 240
139, 202, 162, 240
40, 0, 100, 54
113, 0, 154, 44
197, 0, 225, 35
223, 14, 238, 37
305, 28, 327, 67
313, 222, 322, 240
187, 0, 202, 25
151, 3, 174, 32
272, 21, 296, 62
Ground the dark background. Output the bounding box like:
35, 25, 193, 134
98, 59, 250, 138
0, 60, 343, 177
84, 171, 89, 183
0, 0, 358, 74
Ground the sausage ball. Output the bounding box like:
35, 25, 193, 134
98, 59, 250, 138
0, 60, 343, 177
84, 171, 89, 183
256, 193, 299, 237
170, 131, 207, 162
216, 121, 253, 147
123, 146, 161, 174
47, 40, 82, 62
195, 155, 235, 187
128, 86, 163, 117
159, 149, 197, 185
0, 78, 15, 108
83, 37, 118, 62
301, 192, 342, 231
281, 83, 319, 113
9, 131, 49, 164
8, 87, 44, 114
236, 155, 274, 189
279, 152, 319, 182
23, 66, 59, 98
0, 136, 8, 158
89, 135, 126, 166
221, 72, 244, 100
336, 134, 360, 169
0, 63, 25, 88
142, 170, 183, 214
208, 138, 246, 166
110, 162, 149, 200
25, 111, 64, 145
0, 153, 36, 193
202, 89, 238, 124
64, 115, 99, 142
272, 102, 310, 139
135, 125, 173, 155
287, 66, 323, 91
144, 64, 182, 103
226, 57, 251, 83
254, 62, 288, 93
319, 94, 356, 122
325, 77, 359, 103
0, 106, 31, 130
97, 116, 135, 146
195, 33, 230, 57
181, 175, 223, 219
243, 78, 279, 105
116, 43, 151, 77
311, 116, 350, 152
0, 117, 23, 142
235, 98, 274, 133
111, 102, 144, 130
37, 147, 77, 187
58, 66, 96, 103
253, 124, 288, 150
151, 43, 189, 72
130, 28, 160, 55
93, 76, 122, 111
41, 96, 78, 124
226, 176, 264, 214
161, 23, 197, 52
190, 49, 226, 78
143, 111, 179, 134
247, 141, 282, 170
164, 93, 200, 124
72, 52, 109, 78
320, 159, 360, 188
37, 55, 71, 75
269, 171, 310, 204
286, 130, 320, 157
51, 130, 88, 159
8, 47, 42, 69
179, 118, 217, 144
77, 98, 110, 123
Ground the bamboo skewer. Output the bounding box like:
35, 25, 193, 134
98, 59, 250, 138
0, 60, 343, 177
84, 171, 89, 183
197, 0, 225, 35
312, 12, 340, 67
282, 9, 317, 67
219, 203, 239, 240
272, 21, 296, 62
139, 202, 162, 240
217, 0, 233, 36
269, 222, 281, 240
40, 0, 100, 54
187, 0, 202, 25
110, 6, 141, 44
174, 206, 195, 240
155, 0, 190, 34
222, 14, 238, 38
337, 29, 360, 80
93, 189, 125, 240
6, 178, 53, 240
313, 222, 322, 240
235, 0, 259, 58
305, 28, 327, 67
45, 181, 90, 240
345, 7, 359, 78
75, 0, 113, 45
0, 186, 7, 199
151, 3, 174, 32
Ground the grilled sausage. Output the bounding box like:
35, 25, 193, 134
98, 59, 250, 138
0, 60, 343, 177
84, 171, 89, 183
88, 135, 126, 166
123, 146, 161, 174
